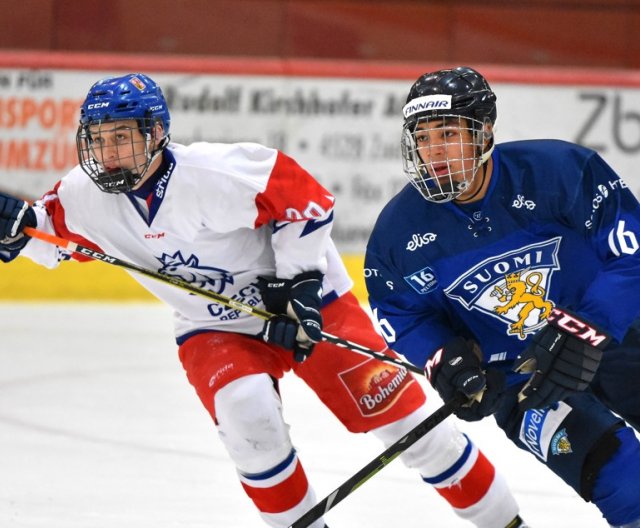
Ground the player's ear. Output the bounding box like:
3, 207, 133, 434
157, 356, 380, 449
483, 121, 494, 144
152, 122, 165, 147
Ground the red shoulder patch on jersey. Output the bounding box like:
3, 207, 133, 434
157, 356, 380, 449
254, 151, 334, 228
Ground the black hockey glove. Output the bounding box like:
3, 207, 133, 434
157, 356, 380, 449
513, 307, 612, 411
425, 336, 506, 422
258, 271, 323, 362
0, 193, 36, 252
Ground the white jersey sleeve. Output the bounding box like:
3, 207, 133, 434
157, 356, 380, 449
17, 142, 346, 340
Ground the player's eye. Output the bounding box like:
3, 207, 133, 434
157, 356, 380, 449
115, 131, 131, 142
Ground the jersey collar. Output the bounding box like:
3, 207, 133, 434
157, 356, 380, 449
126, 149, 176, 226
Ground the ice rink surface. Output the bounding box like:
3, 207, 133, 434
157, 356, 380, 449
0, 303, 610, 528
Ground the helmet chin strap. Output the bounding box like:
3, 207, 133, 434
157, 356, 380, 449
131, 133, 170, 188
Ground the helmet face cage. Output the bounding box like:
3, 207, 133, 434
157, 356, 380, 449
76, 73, 170, 194
401, 67, 497, 203
76, 117, 161, 194
401, 114, 492, 203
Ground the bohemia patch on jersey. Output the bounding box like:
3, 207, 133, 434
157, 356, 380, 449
444, 238, 561, 340
338, 358, 415, 417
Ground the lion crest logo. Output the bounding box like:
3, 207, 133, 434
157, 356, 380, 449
156, 251, 233, 294
492, 269, 554, 339
444, 238, 561, 340
551, 428, 573, 456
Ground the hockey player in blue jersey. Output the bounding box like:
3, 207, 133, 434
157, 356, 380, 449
364, 66, 640, 528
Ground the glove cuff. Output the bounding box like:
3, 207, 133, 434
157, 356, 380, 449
425, 336, 480, 387
0, 207, 36, 251
291, 270, 324, 283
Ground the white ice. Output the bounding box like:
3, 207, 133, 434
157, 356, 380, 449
0, 303, 608, 527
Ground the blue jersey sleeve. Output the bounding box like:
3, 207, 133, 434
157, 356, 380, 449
566, 152, 640, 341
364, 247, 456, 369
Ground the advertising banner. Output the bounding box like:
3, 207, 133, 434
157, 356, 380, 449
3, 68, 640, 255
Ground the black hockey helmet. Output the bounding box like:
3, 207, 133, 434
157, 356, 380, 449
403, 66, 497, 131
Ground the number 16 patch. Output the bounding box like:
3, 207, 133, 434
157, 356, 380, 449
404, 266, 438, 294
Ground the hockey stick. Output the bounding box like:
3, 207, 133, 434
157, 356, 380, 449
23, 227, 424, 375
288, 391, 467, 528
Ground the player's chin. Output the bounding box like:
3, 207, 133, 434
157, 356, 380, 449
429, 176, 454, 193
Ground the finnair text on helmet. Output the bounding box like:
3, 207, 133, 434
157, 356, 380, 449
402, 95, 452, 118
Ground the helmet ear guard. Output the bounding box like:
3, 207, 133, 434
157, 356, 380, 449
477, 118, 495, 164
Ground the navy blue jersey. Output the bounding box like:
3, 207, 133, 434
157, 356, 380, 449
365, 139, 640, 382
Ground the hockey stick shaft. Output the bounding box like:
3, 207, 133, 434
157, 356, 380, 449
288, 392, 467, 528
23, 227, 273, 318
23, 227, 424, 374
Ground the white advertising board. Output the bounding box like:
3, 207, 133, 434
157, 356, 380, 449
2, 69, 640, 253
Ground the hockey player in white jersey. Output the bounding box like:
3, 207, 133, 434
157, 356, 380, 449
0, 73, 527, 528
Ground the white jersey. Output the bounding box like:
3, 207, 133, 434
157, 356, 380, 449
22, 142, 353, 340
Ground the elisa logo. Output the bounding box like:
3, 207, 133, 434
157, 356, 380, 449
511, 194, 536, 210
406, 232, 437, 251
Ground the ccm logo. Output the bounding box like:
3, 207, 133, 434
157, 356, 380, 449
547, 308, 608, 347
87, 102, 109, 109
144, 232, 165, 239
